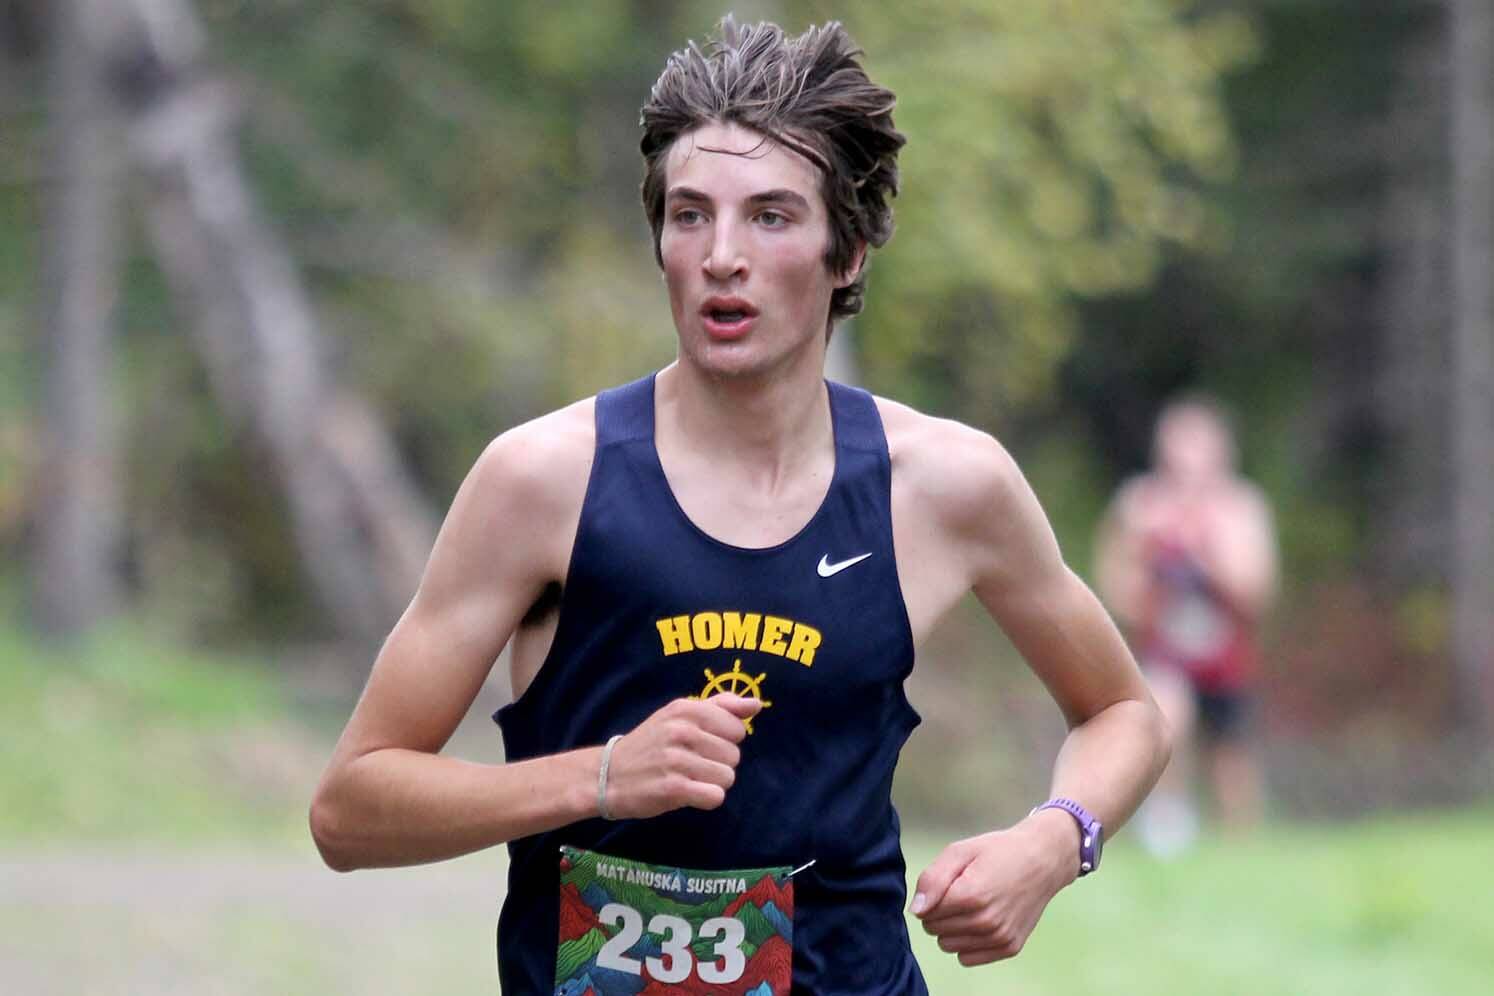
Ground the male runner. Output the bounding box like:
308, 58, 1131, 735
312, 18, 1169, 994
1096, 396, 1277, 853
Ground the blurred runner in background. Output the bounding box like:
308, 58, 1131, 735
1097, 396, 1278, 854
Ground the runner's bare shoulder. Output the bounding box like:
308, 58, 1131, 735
873, 396, 1026, 529
1231, 477, 1272, 514
477, 398, 595, 495
1223, 476, 1276, 538
1110, 473, 1161, 525
457, 398, 597, 573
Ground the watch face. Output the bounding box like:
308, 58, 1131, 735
1091, 823, 1104, 867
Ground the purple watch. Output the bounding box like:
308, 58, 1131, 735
1032, 798, 1103, 876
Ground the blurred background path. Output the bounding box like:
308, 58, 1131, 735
0, 849, 508, 995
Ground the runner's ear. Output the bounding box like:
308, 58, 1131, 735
834, 241, 867, 289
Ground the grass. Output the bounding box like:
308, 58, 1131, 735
0, 622, 317, 846
2, 622, 1491, 993
905, 813, 1494, 995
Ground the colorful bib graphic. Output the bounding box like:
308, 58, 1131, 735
555, 846, 793, 996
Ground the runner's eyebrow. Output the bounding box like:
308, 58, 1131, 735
746, 189, 810, 211
664, 187, 811, 211
665, 187, 712, 205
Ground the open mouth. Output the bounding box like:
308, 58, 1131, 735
701, 298, 758, 334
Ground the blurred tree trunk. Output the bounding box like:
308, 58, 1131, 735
32, 0, 124, 636
113, 0, 435, 646
1448, 0, 1494, 738
1377, 27, 1450, 589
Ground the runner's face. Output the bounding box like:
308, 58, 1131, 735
1157, 411, 1234, 482
659, 122, 850, 379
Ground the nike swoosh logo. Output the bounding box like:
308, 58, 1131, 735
817, 552, 873, 578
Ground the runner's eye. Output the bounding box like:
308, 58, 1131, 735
673, 209, 705, 225
757, 210, 787, 228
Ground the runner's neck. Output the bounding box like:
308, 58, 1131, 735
656, 360, 834, 489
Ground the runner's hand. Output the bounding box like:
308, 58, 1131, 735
601, 695, 761, 819
909, 811, 1078, 965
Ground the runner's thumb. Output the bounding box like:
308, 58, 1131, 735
909, 844, 971, 917
708, 693, 763, 718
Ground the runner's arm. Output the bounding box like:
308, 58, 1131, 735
1198, 484, 1279, 620
910, 428, 1169, 964
1092, 478, 1151, 631
965, 435, 1168, 840
309, 421, 600, 870
310, 411, 760, 871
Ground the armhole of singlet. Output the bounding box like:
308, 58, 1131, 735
838, 385, 919, 682
878, 409, 919, 687
494, 382, 638, 722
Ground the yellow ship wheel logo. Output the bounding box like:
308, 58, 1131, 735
692, 659, 773, 734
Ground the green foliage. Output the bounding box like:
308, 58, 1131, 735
1052, 0, 1435, 592
829, 1, 1258, 419
214, 0, 1258, 429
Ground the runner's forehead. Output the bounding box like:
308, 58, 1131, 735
1166, 412, 1230, 446
662, 122, 823, 205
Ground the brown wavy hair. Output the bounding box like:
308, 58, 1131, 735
640, 16, 905, 325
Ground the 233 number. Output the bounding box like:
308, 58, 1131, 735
595, 902, 748, 984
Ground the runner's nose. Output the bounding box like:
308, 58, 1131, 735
702, 220, 747, 281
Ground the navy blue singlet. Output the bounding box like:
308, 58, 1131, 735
494, 373, 927, 994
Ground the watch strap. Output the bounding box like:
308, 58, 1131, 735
1031, 798, 1102, 876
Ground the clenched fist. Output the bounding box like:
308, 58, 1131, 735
910, 809, 1078, 966
600, 694, 762, 820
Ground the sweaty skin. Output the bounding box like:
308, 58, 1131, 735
310, 122, 1168, 969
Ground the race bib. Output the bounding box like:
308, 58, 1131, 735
555, 846, 793, 996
